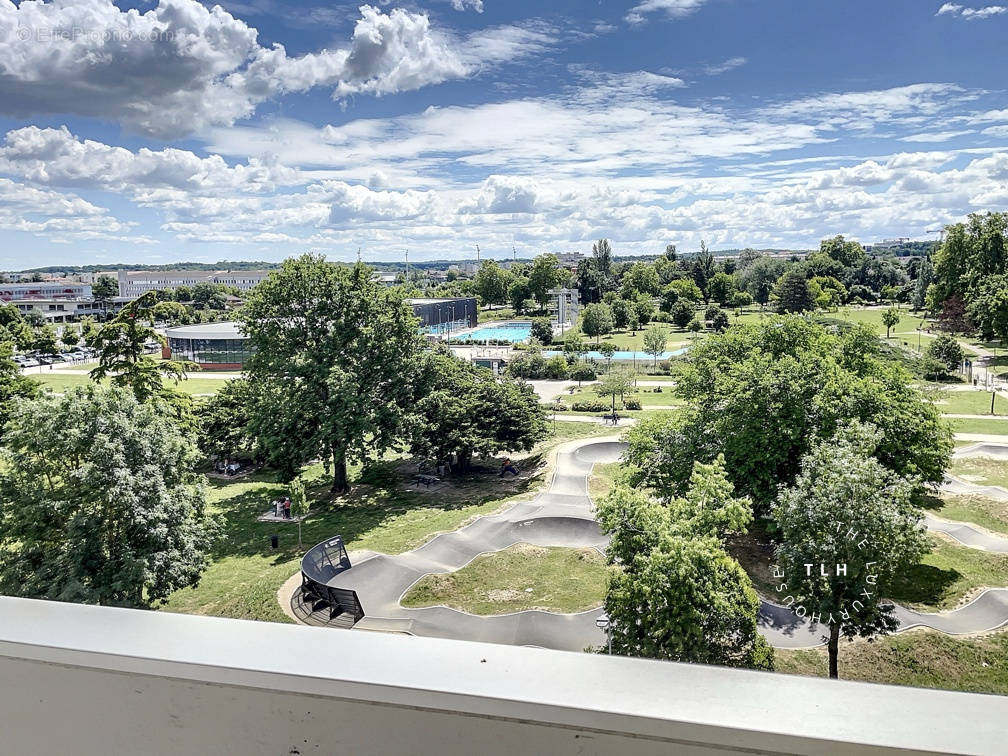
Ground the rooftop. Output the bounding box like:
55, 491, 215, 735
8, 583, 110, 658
164, 321, 244, 339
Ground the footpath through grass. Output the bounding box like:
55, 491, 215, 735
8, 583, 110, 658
777, 629, 1008, 695
400, 544, 607, 614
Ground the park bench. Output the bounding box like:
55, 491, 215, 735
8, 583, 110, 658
414, 473, 440, 488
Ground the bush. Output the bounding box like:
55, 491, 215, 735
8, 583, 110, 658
624, 399, 642, 410
531, 317, 554, 345
569, 363, 598, 384
571, 399, 609, 413
505, 350, 548, 379
545, 355, 570, 380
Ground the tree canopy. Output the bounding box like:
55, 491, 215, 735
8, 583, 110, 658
0, 385, 218, 607
241, 254, 426, 492
624, 316, 952, 514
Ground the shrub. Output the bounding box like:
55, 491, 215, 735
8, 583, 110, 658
571, 399, 608, 413
624, 399, 642, 410
531, 317, 554, 345
570, 363, 598, 384
545, 355, 570, 380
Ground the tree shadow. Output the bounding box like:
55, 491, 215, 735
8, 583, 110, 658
888, 563, 961, 607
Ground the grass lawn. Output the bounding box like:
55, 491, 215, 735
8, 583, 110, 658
562, 325, 691, 353
477, 306, 517, 323
946, 417, 1008, 436
162, 420, 614, 623
933, 389, 1008, 416
562, 386, 680, 409
924, 494, 1008, 536
588, 461, 621, 501
949, 456, 1008, 490
400, 544, 607, 614
776, 629, 1008, 696
890, 535, 1008, 611
34, 372, 227, 396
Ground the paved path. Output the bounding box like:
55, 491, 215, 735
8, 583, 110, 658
289, 438, 1008, 651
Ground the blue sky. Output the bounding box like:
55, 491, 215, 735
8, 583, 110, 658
1, 0, 1007, 268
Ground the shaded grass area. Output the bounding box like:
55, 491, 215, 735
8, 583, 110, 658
949, 456, 1008, 490
162, 421, 614, 623
889, 535, 1008, 611
776, 629, 1008, 695
400, 544, 607, 614
924, 494, 1008, 536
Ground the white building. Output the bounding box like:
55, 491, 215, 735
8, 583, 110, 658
0, 281, 92, 301
116, 269, 272, 297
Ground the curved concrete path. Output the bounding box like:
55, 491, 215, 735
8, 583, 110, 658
291, 438, 1008, 651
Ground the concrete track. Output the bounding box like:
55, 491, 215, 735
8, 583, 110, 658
291, 438, 1008, 651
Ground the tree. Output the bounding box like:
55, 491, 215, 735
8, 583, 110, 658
968, 274, 1008, 344
773, 423, 929, 679
671, 299, 694, 329
688, 316, 703, 336
627, 307, 640, 335
152, 300, 190, 325
738, 256, 786, 308
623, 317, 953, 515
173, 284, 194, 303
90, 292, 191, 402
508, 277, 531, 314
710, 309, 730, 332
595, 368, 635, 416
642, 325, 668, 367
661, 279, 703, 312
597, 460, 772, 669
61, 327, 80, 350
195, 378, 261, 462
570, 361, 597, 386
819, 235, 866, 267
545, 355, 569, 379
580, 303, 614, 344
611, 298, 631, 331
242, 255, 425, 492
0, 339, 40, 441
528, 254, 563, 309
410, 350, 546, 470
620, 262, 660, 299
775, 271, 814, 313
926, 334, 964, 374
530, 317, 554, 346
0, 385, 218, 607
633, 295, 655, 327
79, 317, 100, 348
912, 256, 933, 312
92, 275, 119, 310
34, 323, 59, 354
474, 260, 510, 309
708, 271, 736, 306
190, 282, 228, 311
690, 241, 716, 303
881, 307, 900, 339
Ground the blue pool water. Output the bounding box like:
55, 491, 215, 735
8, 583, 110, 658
543, 348, 687, 361
463, 321, 533, 342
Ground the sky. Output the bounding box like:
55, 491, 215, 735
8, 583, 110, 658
1, 0, 1008, 268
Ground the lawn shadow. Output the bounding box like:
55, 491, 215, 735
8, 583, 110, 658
888, 563, 962, 607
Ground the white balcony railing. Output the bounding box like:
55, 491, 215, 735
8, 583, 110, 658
1, 595, 1006, 755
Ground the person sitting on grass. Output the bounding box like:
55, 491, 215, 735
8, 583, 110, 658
499, 458, 519, 478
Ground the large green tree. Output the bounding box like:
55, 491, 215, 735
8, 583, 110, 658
624, 317, 952, 514
580, 302, 614, 344
474, 260, 511, 309
597, 459, 772, 669
642, 325, 669, 367
527, 253, 563, 309
241, 255, 425, 492
0, 339, 40, 440
773, 423, 930, 679
775, 271, 814, 313
195, 378, 262, 462
409, 350, 546, 470
0, 386, 217, 607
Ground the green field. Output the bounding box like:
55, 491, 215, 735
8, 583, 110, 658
933, 390, 1007, 416
946, 417, 1008, 436
33, 372, 230, 396
890, 535, 1008, 611
401, 543, 607, 614
777, 629, 1008, 695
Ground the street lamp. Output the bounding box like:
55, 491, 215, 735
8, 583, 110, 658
595, 612, 612, 655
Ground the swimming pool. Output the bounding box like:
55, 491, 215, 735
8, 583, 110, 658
462, 321, 533, 343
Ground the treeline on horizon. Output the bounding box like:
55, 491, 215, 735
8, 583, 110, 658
9, 240, 936, 275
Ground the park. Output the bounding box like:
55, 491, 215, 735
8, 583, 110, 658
5, 235, 1008, 696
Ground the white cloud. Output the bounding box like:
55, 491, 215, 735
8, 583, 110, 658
936, 3, 1007, 19
703, 57, 747, 75
0, 1, 520, 137
625, 0, 710, 25
897, 129, 975, 142
451, 0, 485, 11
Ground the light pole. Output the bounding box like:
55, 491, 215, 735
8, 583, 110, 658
595, 613, 612, 655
